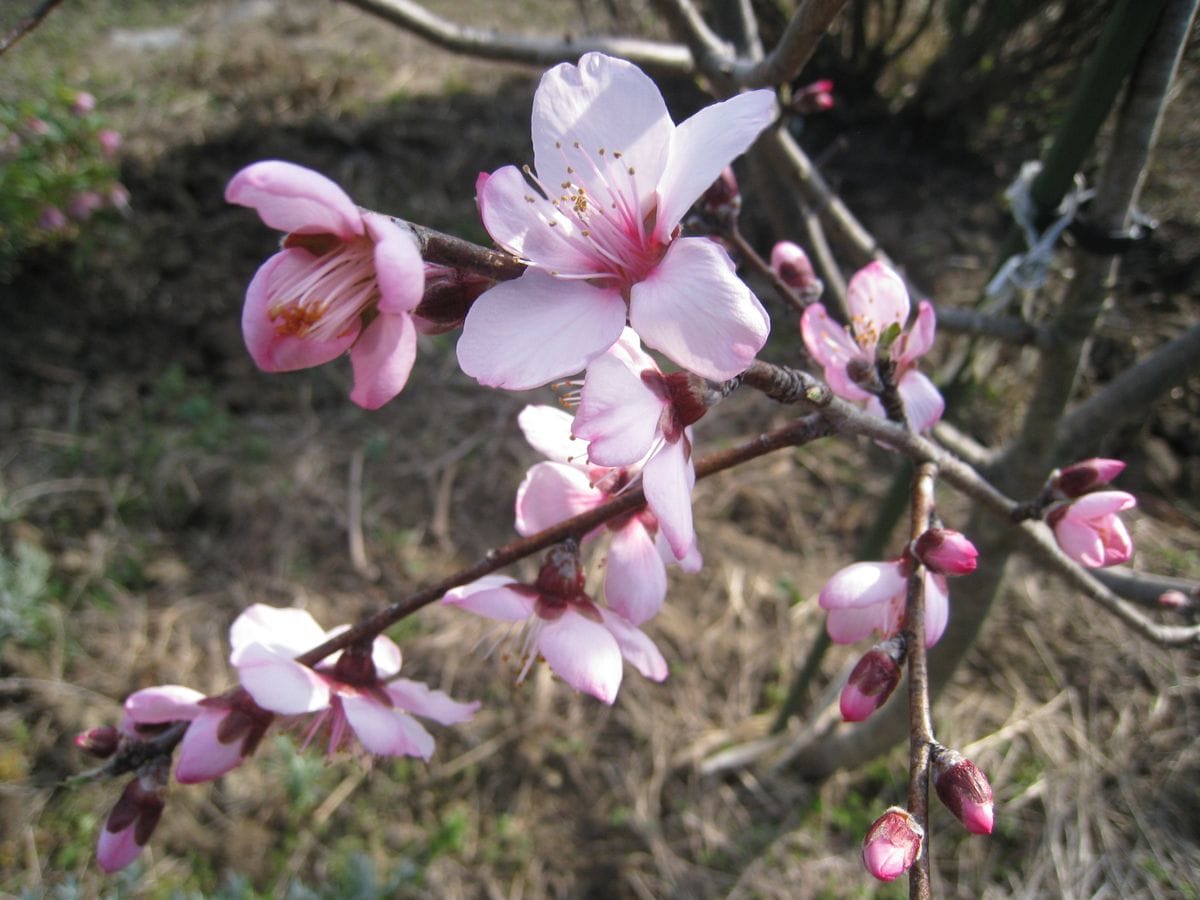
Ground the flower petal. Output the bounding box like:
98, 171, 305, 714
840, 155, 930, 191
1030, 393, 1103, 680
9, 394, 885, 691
97, 820, 144, 874
518, 404, 591, 465
598, 607, 668, 681
655, 89, 776, 235
443, 579, 535, 622
825, 604, 891, 645
800, 303, 860, 370
897, 300, 937, 362
537, 610, 624, 704
818, 561, 907, 610
123, 685, 205, 727
370, 634, 403, 679
242, 250, 358, 373
1053, 518, 1105, 567
515, 461, 605, 536
234, 644, 330, 715
456, 271, 626, 390
341, 693, 435, 759
897, 371, 944, 432
225, 160, 363, 239
386, 678, 480, 725
846, 261, 910, 337
348, 312, 417, 409
174, 708, 248, 784
230, 604, 327, 659
923, 573, 949, 648
1067, 490, 1137, 518
642, 438, 695, 559
630, 237, 769, 381
604, 519, 668, 625
364, 213, 424, 314
573, 350, 664, 467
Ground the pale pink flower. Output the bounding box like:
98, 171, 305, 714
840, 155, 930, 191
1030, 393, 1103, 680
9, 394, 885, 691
801, 261, 944, 431
97, 127, 122, 158
96, 760, 168, 874
1047, 490, 1136, 568
443, 546, 668, 705
122, 684, 271, 784
862, 807, 923, 882
72, 91, 97, 115
457, 52, 774, 390
226, 160, 425, 409
818, 559, 949, 648
67, 190, 104, 221
229, 604, 478, 760
36, 205, 68, 232
572, 329, 704, 560
515, 404, 700, 625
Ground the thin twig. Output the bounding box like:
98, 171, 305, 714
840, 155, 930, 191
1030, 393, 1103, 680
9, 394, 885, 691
732, 0, 851, 88
0, 0, 64, 56
723, 226, 809, 315
650, 0, 735, 80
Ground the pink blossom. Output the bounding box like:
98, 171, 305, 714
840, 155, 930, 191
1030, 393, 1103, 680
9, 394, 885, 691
862, 807, 923, 882
1047, 490, 1136, 568
36, 206, 68, 232
226, 160, 425, 409
572, 329, 704, 560
443, 545, 668, 705
72, 91, 97, 115
229, 604, 478, 760
912, 528, 978, 576
108, 183, 131, 213
457, 52, 774, 390
96, 760, 168, 874
770, 240, 819, 295
97, 127, 122, 158
67, 191, 104, 221
515, 404, 700, 625
817, 559, 949, 648
801, 261, 944, 431
1054, 457, 1126, 498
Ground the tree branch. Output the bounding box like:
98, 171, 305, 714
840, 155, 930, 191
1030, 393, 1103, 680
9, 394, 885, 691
732, 0, 850, 88
0, 0, 63, 56
650, 0, 736, 79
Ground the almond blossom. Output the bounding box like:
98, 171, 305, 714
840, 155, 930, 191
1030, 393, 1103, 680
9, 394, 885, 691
443, 545, 667, 704
818, 559, 949, 648
801, 260, 944, 431
226, 160, 425, 409
1047, 490, 1136, 568
457, 52, 774, 390
230, 604, 478, 760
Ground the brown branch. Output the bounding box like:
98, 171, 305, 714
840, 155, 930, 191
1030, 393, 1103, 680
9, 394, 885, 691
0, 0, 64, 55
650, 0, 736, 80
338, 0, 695, 73
732, 0, 851, 88
723, 226, 810, 316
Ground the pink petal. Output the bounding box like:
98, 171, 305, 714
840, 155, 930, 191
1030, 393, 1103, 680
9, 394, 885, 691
225, 160, 363, 239
456, 271, 626, 390
123, 686, 204, 733
897, 300, 937, 362
443, 579, 535, 622
364, 213, 424, 314
341, 693, 435, 759
642, 438, 695, 559
1067, 490, 1137, 519
825, 604, 891, 645
242, 250, 358, 372
348, 312, 417, 409
800, 303, 863, 371
655, 89, 776, 236
537, 610, 624, 704
1054, 518, 1105, 567
518, 404, 590, 465
530, 53, 673, 210
659, 529, 703, 572
604, 519, 667, 625
1101, 516, 1133, 566
370, 634, 403, 679
479, 166, 602, 275
897, 370, 944, 432
174, 708, 247, 784
385, 678, 480, 725
515, 462, 604, 536
630, 237, 769, 381
598, 608, 668, 681
818, 561, 907, 610
234, 644, 330, 715
573, 350, 663, 467
923, 573, 949, 648
97, 821, 143, 874
845, 261, 910, 337
230, 604, 327, 658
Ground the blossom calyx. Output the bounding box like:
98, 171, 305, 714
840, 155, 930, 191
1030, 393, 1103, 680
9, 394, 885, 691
932, 744, 994, 835
912, 528, 979, 576
1053, 458, 1126, 499
97, 759, 169, 873
840, 635, 906, 722
862, 806, 923, 882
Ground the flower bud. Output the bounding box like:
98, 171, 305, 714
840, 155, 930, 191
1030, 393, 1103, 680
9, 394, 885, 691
74, 725, 121, 758
840, 635, 906, 722
770, 241, 819, 294
794, 78, 835, 114
1158, 589, 1193, 610
1054, 458, 1126, 498
932, 745, 994, 835
913, 528, 978, 576
862, 806, 923, 882
700, 165, 741, 223
97, 760, 168, 873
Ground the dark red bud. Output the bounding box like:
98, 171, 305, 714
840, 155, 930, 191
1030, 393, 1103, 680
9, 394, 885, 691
700, 166, 741, 221
932, 745, 994, 835
413, 269, 492, 333
332, 642, 378, 687
840, 636, 906, 722
75, 725, 121, 758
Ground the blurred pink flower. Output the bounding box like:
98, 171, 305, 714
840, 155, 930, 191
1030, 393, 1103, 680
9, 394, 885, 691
794, 78, 835, 114
97, 127, 122, 158
36, 205, 69, 232
818, 558, 948, 648
443, 545, 668, 704
230, 604, 478, 760
801, 261, 944, 431
67, 191, 104, 221
226, 160, 425, 409
72, 91, 97, 115
1047, 490, 1136, 568
457, 52, 774, 389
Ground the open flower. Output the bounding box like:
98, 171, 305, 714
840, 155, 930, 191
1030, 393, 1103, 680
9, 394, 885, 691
230, 604, 478, 760
1047, 490, 1136, 568
457, 52, 774, 390
226, 160, 425, 409
818, 558, 949, 648
801, 261, 943, 430
443, 545, 668, 704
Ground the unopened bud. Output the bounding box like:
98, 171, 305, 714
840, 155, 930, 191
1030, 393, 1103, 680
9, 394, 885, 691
699, 165, 741, 223
770, 241, 818, 294
74, 725, 121, 758
1158, 589, 1192, 610
913, 528, 978, 576
794, 78, 835, 114
97, 761, 169, 873
841, 635, 906, 722
932, 745, 994, 835
1054, 458, 1126, 499
862, 806, 923, 882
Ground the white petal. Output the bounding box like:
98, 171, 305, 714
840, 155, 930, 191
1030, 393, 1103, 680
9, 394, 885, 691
342, 693, 435, 759
598, 608, 668, 681
642, 439, 695, 559
604, 520, 668, 625
234, 644, 330, 714
386, 678, 480, 725
897, 371, 944, 432
574, 351, 664, 467
518, 404, 590, 465
818, 561, 907, 610
443, 582, 536, 622
229, 604, 327, 659
538, 610, 624, 704
515, 462, 605, 536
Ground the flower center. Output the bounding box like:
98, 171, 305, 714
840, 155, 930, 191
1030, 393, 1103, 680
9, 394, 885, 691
269, 236, 380, 342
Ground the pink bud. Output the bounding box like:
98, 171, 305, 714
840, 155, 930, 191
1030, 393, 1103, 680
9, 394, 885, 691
862, 807, 923, 882
932, 745, 994, 835
97, 762, 168, 873
700, 165, 741, 221
913, 529, 978, 576
794, 78, 835, 114
97, 128, 122, 159
37, 206, 69, 232
72, 91, 97, 115
840, 635, 905, 722
25, 117, 50, 136
770, 241, 818, 294
74, 725, 121, 758
1158, 589, 1191, 610
1055, 458, 1126, 498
